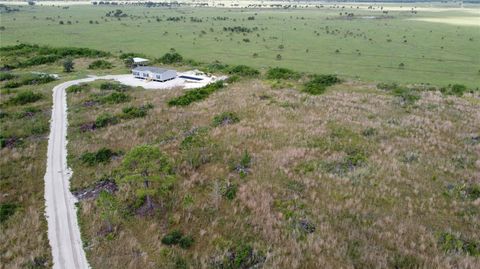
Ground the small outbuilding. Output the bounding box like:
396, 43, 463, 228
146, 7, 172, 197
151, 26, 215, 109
132, 66, 177, 82
132, 57, 150, 66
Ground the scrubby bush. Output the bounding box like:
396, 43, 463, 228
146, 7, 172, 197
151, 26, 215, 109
66, 83, 89, 93
212, 112, 240, 127
8, 90, 42, 105
266, 67, 301, 80
92, 92, 130, 104
158, 52, 183, 64
204, 62, 229, 73
3, 74, 55, 89
0, 203, 17, 223
179, 235, 194, 249
121, 104, 153, 118
376, 82, 398, 91
88, 59, 113, 69
228, 65, 259, 77
161, 230, 194, 249
168, 81, 224, 106
0, 72, 16, 81
100, 82, 130, 92
95, 113, 118, 128
17, 55, 60, 68
440, 84, 469, 97
161, 230, 183, 245
437, 232, 479, 256
80, 147, 115, 166
302, 74, 340, 95
392, 87, 420, 105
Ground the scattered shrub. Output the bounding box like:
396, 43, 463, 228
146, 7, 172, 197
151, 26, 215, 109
228, 65, 259, 77
168, 81, 224, 106
437, 232, 479, 256
0, 72, 16, 81
66, 83, 89, 93
0, 203, 17, 223
440, 84, 469, 97
95, 113, 118, 128
162, 230, 194, 248
266, 67, 301, 80
3, 74, 55, 89
376, 82, 398, 91
88, 59, 113, 69
392, 87, 420, 105
121, 104, 153, 118
99, 82, 130, 92
8, 90, 42, 105
80, 147, 116, 166
179, 235, 194, 249
222, 182, 237, 200
158, 52, 183, 64
93, 92, 130, 104
212, 112, 240, 127
302, 74, 340, 95
161, 230, 183, 245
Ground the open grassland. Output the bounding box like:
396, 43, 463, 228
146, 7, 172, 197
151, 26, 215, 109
64, 69, 480, 268
1, 4, 479, 87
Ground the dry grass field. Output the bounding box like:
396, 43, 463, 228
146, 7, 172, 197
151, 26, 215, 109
65, 75, 480, 268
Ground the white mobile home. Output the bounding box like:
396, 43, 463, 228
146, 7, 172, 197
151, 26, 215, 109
132, 66, 177, 82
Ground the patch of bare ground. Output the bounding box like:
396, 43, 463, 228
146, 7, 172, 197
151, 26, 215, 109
68, 78, 479, 268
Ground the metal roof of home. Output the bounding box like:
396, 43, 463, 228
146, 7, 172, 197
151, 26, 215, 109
132, 66, 173, 74
132, 57, 149, 63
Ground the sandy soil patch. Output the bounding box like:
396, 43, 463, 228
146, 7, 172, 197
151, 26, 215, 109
102, 72, 227, 90
407, 17, 480, 26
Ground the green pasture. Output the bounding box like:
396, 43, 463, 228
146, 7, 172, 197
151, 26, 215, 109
1, 5, 479, 87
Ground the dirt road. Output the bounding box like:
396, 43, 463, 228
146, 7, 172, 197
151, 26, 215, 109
44, 77, 97, 269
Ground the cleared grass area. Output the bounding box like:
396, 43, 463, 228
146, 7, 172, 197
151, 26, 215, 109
66, 72, 480, 268
1, 5, 479, 87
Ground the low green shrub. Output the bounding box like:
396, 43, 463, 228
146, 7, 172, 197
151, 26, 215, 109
99, 82, 130, 92
3, 74, 55, 89
392, 87, 420, 105
94, 92, 130, 104
17, 54, 60, 68
437, 232, 479, 256
302, 74, 340, 95
121, 104, 153, 118
168, 81, 224, 106
440, 84, 469, 97
80, 147, 116, 166
161, 230, 183, 245
204, 62, 229, 73
212, 112, 240, 127
158, 52, 183, 64
88, 59, 113, 69
8, 90, 42, 105
222, 182, 237, 200
266, 67, 301, 80
228, 65, 259, 77
179, 235, 194, 249
0, 72, 16, 81
95, 113, 118, 128
0, 202, 17, 223
377, 82, 398, 91
66, 83, 89, 93
161, 230, 194, 249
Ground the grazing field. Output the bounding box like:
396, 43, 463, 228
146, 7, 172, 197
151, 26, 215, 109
1, 4, 479, 87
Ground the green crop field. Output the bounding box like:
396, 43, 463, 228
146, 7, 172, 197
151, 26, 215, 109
1, 4, 479, 87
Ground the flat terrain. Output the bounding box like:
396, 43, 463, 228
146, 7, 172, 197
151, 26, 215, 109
1, 4, 479, 87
